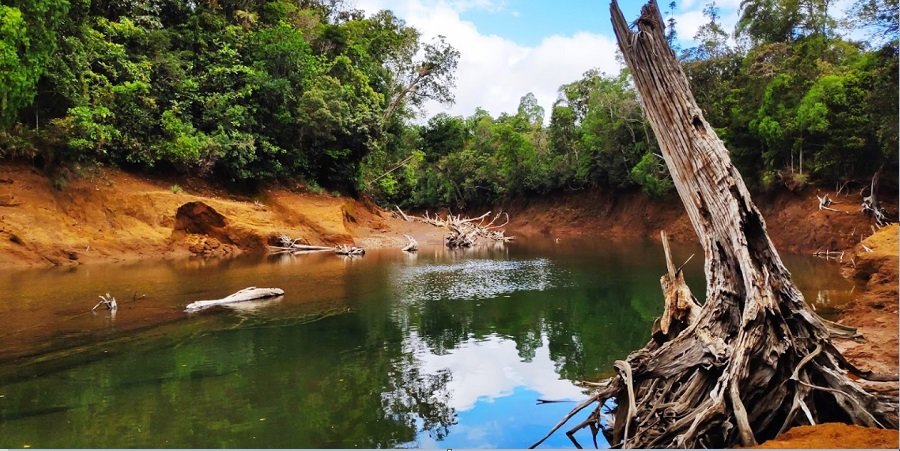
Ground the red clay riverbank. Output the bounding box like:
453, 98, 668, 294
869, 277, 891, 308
0, 163, 445, 268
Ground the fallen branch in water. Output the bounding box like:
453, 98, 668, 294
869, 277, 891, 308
92, 293, 118, 311
813, 248, 845, 261
334, 244, 366, 256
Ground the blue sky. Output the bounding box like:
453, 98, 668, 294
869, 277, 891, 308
457, 0, 650, 47
353, 1, 853, 121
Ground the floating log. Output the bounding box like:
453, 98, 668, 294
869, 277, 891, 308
185, 287, 284, 312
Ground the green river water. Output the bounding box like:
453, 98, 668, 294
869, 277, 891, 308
0, 238, 853, 448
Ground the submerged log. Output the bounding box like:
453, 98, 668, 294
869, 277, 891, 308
185, 287, 284, 312
533, 2, 898, 449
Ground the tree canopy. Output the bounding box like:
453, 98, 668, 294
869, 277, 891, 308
0, 0, 896, 205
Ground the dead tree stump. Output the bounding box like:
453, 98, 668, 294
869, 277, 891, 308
532, 1, 898, 448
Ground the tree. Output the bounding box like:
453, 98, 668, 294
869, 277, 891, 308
534, 2, 898, 448
516, 92, 545, 126
383, 34, 460, 120
737, 0, 799, 44
665, 1, 678, 48
421, 113, 466, 162
737, 0, 835, 44
0, 0, 70, 127
684, 1, 730, 60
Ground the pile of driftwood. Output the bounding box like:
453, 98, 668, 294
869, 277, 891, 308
269, 235, 365, 256
395, 207, 514, 248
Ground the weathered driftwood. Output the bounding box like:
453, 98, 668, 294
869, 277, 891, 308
395, 207, 515, 248
817, 193, 839, 212
334, 245, 365, 256
861, 171, 891, 226
92, 293, 118, 311
185, 287, 284, 312
402, 234, 418, 252
813, 248, 845, 261
269, 234, 365, 256
532, 2, 898, 449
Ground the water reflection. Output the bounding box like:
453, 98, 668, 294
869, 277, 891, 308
0, 239, 855, 448
393, 258, 565, 302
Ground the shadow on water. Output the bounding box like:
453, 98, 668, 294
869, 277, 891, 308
0, 237, 852, 448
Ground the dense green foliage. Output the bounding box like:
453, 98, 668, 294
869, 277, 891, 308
367, 0, 898, 208
0, 0, 896, 206
366, 71, 670, 209
0, 0, 458, 190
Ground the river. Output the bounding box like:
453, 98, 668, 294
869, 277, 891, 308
0, 237, 854, 448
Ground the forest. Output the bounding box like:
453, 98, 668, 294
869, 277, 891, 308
1, 0, 897, 207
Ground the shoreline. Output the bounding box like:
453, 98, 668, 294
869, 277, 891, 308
2, 163, 897, 447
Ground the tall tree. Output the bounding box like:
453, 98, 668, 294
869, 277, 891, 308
383, 34, 460, 120
665, 1, 679, 49
516, 92, 545, 126
686, 1, 730, 60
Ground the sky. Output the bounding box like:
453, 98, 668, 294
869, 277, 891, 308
352, 0, 856, 122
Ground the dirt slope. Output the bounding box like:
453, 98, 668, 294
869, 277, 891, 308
755, 423, 898, 448
506, 188, 879, 254
0, 163, 443, 267
834, 224, 899, 377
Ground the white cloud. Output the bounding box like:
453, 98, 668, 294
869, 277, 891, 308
354, 0, 621, 122
673, 10, 707, 41
674, 9, 740, 41
412, 333, 585, 411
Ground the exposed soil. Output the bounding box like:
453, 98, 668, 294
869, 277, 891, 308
0, 163, 445, 267
833, 224, 899, 378
505, 188, 880, 254
754, 423, 898, 449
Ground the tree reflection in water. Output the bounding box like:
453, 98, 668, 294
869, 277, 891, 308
0, 238, 847, 448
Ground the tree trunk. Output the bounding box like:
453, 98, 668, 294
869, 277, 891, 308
532, 2, 898, 448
